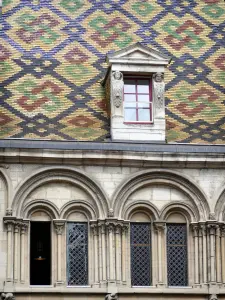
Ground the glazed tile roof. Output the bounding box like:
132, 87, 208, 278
1, 0, 225, 143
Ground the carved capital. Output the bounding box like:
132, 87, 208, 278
20, 220, 29, 234
98, 223, 106, 234
207, 222, 218, 235
191, 223, 199, 237
221, 225, 225, 237
1, 293, 15, 300
122, 223, 129, 234
105, 222, 116, 233
53, 220, 66, 235
91, 223, 98, 235
4, 217, 16, 232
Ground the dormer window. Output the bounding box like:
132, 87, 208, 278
124, 78, 153, 123
103, 43, 171, 142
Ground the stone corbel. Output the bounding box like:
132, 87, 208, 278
1, 293, 15, 300
209, 294, 217, 300
105, 293, 118, 300
153, 72, 165, 118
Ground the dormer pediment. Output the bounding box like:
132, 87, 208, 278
107, 42, 171, 66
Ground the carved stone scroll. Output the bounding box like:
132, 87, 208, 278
153, 72, 165, 111
112, 71, 123, 108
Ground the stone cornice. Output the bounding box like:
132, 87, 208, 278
0, 141, 225, 168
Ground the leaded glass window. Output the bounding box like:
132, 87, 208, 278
67, 222, 88, 286
167, 224, 188, 286
130, 223, 151, 286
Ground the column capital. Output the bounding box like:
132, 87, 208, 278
191, 223, 199, 236
4, 217, 16, 232
20, 220, 29, 234
206, 221, 219, 235
53, 219, 66, 235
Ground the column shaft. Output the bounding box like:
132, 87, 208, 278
193, 225, 199, 285
115, 225, 121, 283
216, 226, 221, 283
53, 220, 65, 285
13, 223, 20, 282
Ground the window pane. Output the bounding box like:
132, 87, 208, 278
124, 94, 136, 102
138, 102, 150, 108
124, 79, 136, 93
124, 101, 136, 108
67, 223, 88, 286
130, 223, 151, 286
137, 80, 149, 93
138, 94, 150, 103
167, 224, 188, 286
124, 109, 136, 121
138, 109, 150, 121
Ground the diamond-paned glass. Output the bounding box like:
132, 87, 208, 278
167, 224, 188, 286
130, 223, 151, 286
67, 223, 88, 286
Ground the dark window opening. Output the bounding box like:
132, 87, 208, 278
167, 223, 188, 286
30, 221, 51, 285
130, 223, 151, 286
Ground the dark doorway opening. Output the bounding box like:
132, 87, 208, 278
30, 221, 51, 285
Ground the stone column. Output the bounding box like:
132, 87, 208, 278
216, 225, 221, 283
20, 220, 29, 283
154, 222, 166, 287
221, 226, 225, 284
207, 223, 217, 284
122, 224, 129, 285
4, 218, 15, 283
13, 222, 20, 283
99, 223, 107, 285
115, 223, 122, 284
198, 224, 203, 285
202, 224, 208, 284
53, 220, 66, 285
91, 223, 99, 286
106, 222, 116, 284
192, 223, 200, 285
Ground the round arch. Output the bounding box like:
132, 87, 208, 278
123, 201, 159, 221
60, 200, 97, 220
23, 199, 59, 219
160, 202, 197, 223
12, 166, 109, 219
214, 184, 225, 221
0, 168, 13, 212
112, 169, 209, 221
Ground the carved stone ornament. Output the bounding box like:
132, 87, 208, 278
6, 208, 12, 216
1, 293, 15, 300
105, 293, 118, 300
153, 72, 164, 110
209, 212, 216, 220
209, 294, 217, 300
108, 208, 114, 217
112, 71, 123, 108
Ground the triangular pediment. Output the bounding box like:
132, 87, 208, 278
107, 42, 171, 65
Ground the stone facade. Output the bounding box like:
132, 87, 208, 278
0, 147, 224, 299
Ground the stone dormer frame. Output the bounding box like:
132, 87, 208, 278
103, 43, 171, 142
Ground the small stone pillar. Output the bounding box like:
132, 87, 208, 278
53, 219, 66, 285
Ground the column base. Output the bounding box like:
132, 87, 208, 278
156, 283, 166, 288
55, 281, 64, 286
